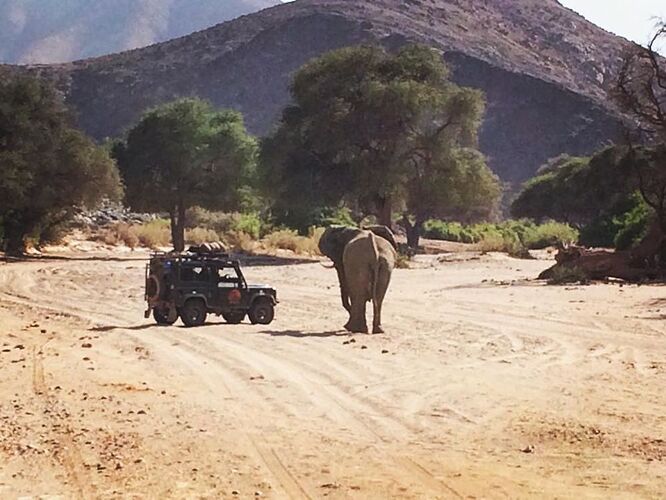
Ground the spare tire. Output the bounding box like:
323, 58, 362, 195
146, 274, 161, 301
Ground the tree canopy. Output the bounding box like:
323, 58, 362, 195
113, 98, 257, 251
511, 148, 630, 227
0, 74, 122, 253
260, 44, 500, 247
510, 145, 665, 249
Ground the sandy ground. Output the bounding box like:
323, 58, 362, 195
0, 247, 665, 499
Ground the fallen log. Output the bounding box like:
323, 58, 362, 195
538, 246, 652, 281
539, 222, 666, 282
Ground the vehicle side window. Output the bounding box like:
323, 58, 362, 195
180, 265, 209, 282
216, 267, 240, 286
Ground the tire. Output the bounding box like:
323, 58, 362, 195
222, 311, 245, 324
153, 307, 177, 326
180, 299, 208, 327
146, 275, 161, 301
248, 299, 274, 325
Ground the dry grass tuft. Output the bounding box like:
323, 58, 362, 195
261, 228, 322, 255
185, 227, 220, 245
135, 220, 171, 248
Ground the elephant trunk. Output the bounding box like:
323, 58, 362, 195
335, 264, 352, 312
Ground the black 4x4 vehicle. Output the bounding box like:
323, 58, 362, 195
144, 248, 277, 327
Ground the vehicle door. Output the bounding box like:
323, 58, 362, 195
178, 263, 212, 305
213, 264, 244, 309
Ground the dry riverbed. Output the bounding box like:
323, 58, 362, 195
0, 248, 664, 498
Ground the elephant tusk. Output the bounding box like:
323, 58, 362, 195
320, 262, 336, 269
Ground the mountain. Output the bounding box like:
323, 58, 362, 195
0, 0, 280, 64
6, 0, 636, 182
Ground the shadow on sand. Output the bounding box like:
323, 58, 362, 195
90, 323, 159, 332
257, 329, 348, 338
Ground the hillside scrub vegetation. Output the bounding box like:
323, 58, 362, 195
112, 98, 258, 252
260, 44, 501, 248
0, 74, 122, 254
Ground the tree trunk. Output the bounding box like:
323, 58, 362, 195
3, 213, 29, 256
4, 230, 26, 256
401, 214, 423, 249
170, 203, 186, 252
377, 197, 392, 228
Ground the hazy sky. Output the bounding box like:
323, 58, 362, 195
559, 0, 665, 47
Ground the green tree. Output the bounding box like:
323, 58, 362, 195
511, 148, 630, 228
0, 74, 122, 254
113, 98, 257, 251
260, 45, 500, 247
510, 146, 661, 249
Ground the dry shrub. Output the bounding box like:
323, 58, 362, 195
185, 227, 220, 245
395, 252, 411, 269
262, 228, 322, 255
134, 219, 171, 248
98, 223, 139, 248
477, 231, 530, 258
224, 231, 257, 253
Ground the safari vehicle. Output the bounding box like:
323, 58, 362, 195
144, 247, 278, 327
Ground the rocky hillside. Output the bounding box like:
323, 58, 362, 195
9, 0, 636, 182
0, 0, 280, 64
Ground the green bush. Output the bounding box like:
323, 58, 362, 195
613, 199, 650, 250
522, 221, 579, 249
422, 219, 578, 252
578, 194, 650, 249
315, 206, 357, 228
423, 220, 465, 242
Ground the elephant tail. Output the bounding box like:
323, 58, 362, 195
368, 231, 381, 302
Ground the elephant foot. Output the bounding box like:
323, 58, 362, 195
346, 322, 368, 334
372, 325, 385, 334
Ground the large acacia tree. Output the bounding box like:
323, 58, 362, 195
113, 98, 257, 251
261, 45, 500, 247
0, 74, 122, 254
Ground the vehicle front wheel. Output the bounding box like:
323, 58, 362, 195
222, 311, 245, 324
248, 299, 274, 325
180, 299, 208, 327
153, 307, 177, 326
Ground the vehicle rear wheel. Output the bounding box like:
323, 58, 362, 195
222, 311, 245, 324
180, 299, 207, 327
248, 299, 274, 325
153, 307, 177, 326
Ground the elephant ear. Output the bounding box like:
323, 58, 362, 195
365, 225, 398, 251
319, 226, 360, 263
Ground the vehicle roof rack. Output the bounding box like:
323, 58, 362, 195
149, 251, 235, 264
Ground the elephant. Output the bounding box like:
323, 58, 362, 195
319, 225, 398, 334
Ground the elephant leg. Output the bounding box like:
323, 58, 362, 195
335, 265, 351, 312
346, 294, 369, 334
372, 265, 391, 334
